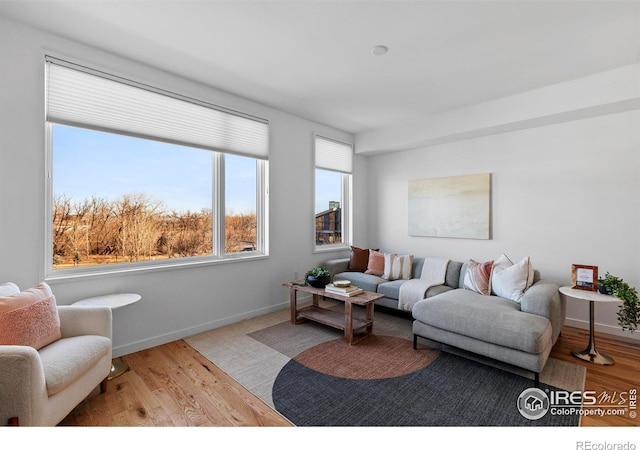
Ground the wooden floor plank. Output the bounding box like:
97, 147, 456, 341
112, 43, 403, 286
60, 325, 638, 427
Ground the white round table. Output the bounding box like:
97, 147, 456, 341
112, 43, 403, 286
559, 286, 620, 365
73, 293, 141, 379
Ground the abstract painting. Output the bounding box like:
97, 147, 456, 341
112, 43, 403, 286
408, 173, 491, 239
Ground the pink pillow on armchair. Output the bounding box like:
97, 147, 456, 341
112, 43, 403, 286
0, 282, 62, 349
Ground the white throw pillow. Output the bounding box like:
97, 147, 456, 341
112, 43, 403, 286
382, 254, 414, 281
0, 282, 20, 296
394, 254, 413, 280
491, 254, 534, 303
382, 253, 398, 280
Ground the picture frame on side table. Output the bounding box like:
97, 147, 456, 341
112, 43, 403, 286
571, 264, 598, 291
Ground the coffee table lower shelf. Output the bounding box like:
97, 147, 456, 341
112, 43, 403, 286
296, 305, 372, 343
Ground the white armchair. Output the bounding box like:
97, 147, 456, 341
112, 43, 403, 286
0, 283, 112, 426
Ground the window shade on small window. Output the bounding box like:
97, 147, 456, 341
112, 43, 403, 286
45, 58, 269, 159
315, 135, 353, 173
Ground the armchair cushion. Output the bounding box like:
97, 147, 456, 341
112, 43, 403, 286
0, 283, 61, 350
39, 335, 111, 396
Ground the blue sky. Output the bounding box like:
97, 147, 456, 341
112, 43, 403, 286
53, 125, 256, 214
315, 169, 341, 214
53, 124, 341, 215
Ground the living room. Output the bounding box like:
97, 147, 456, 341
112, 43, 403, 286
0, 0, 638, 445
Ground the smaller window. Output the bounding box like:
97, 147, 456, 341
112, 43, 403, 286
314, 135, 352, 250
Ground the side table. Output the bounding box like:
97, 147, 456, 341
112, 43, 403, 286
559, 286, 620, 365
73, 293, 142, 379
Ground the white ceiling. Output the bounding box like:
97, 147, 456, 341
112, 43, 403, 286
1, 0, 639, 134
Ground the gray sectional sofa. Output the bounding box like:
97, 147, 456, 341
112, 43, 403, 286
322, 255, 565, 385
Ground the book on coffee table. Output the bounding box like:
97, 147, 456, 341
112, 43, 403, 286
325, 284, 364, 296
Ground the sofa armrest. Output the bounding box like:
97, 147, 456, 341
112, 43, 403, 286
0, 345, 47, 425
520, 280, 566, 343
57, 306, 112, 340
322, 258, 350, 280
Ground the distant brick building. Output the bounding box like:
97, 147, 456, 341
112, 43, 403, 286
315, 202, 341, 245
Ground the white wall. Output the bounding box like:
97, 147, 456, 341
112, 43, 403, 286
2, 15, 637, 357
363, 108, 640, 340
0, 18, 361, 356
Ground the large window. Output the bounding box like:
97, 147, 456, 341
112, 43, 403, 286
314, 135, 352, 250
46, 57, 268, 276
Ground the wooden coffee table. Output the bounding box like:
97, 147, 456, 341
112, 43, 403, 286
283, 281, 384, 344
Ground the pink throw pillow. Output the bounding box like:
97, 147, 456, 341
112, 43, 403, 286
0, 282, 62, 349
365, 250, 385, 276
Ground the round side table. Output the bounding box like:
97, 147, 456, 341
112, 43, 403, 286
559, 286, 620, 365
73, 293, 141, 379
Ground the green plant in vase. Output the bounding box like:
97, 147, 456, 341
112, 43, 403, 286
305, 267, 331, 288
598, 272, 640, 333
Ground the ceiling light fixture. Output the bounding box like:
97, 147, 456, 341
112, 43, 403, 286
371, 45, 389, 56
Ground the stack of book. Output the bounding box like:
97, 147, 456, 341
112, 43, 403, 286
325, 283, 364, 297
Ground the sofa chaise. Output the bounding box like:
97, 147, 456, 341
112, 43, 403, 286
323, 251, 565, 385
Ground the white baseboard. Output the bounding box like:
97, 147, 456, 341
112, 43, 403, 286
112, 300, 291, 357
564, 317, 640, 342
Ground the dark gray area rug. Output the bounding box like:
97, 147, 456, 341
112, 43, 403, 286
272, 351, 579, 426
185, 304, 585, 427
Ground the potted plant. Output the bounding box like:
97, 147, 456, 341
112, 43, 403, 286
598, 272, 622, 295
598, 272, 640, 333
305, 267, 331, 288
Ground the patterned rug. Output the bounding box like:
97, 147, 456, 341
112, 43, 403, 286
184, 301, 585, 426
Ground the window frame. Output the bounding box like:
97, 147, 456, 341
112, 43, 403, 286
313, 135, 353, 253
44, 59, 269, 280
219, 152, 269, 258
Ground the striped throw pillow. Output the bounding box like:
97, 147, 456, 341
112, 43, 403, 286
383, 254, 414, 281
463, 259, 494, 295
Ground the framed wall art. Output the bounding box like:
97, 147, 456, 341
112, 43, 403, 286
408, 173, 491, 239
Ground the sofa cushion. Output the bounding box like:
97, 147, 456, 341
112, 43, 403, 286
365, 250, 385, 276
38, 335, 112, 396
383, 254, 414, 281
412, 289, 552, 355
491, 254, 535, 303
382, 253, 397, 280
414, 258, 463, 289
348, 246, 374, 272
463, 259, 493, 295
0, 282, 62, 350
378, 280, 452, 301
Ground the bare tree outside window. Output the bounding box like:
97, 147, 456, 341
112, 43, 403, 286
51, 125, 259, 270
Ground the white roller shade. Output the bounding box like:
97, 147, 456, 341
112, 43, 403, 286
314, 135, 353, 173
46, 58, 269, 159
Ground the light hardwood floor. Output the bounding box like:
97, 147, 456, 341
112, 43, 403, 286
60, 340, 291, 426
548, 326, 640, 426
60, 325, 639, 427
